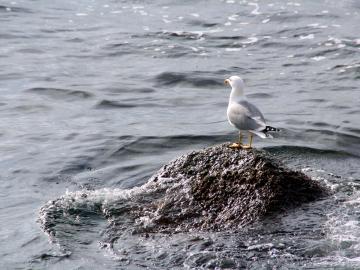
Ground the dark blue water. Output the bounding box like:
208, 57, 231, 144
1, 0, 359, 269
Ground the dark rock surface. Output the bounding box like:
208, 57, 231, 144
40, 143, 329, 239
141, 143, 328, 231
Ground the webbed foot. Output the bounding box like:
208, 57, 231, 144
228, 143, 242, 149
241, 144, 252, 149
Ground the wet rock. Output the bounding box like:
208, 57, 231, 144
39, 143, 329, 239
140, 143, 328, 231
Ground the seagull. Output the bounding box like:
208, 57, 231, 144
224, 76, 279, 149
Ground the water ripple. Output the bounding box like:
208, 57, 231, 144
154, 72, 223, 88
26, 87, 93, 101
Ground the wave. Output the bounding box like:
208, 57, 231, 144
0, 5, 32, 13
26, 87, 93, 101
95, 100, 138, 109
154, 72, 223, 88
263, 145, 355, 158
187, 19, 219, 28
101, 87, 155, 94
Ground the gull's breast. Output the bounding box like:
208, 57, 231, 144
227, 103, 248, 129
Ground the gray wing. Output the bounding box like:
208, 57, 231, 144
227, 100, 266, 131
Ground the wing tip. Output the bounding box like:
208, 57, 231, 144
265, 126, 280, 132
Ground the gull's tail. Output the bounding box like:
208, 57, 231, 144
264, 126, 280, 132
251, 126, 280, 139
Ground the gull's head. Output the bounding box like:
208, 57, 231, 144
224, 76, 245, 91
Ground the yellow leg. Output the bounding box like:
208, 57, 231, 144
242, 133, 253, 149
239, 131, 243, 145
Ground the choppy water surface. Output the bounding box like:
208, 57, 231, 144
1, 0, 359, 269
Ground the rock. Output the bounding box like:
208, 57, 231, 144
140, 143, 328, 231
39, 143, 329, 239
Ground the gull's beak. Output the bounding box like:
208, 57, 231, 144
224, 79, 230, 85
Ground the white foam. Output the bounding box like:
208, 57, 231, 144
247, 243, 274, 251
225, 48, 242, 52
228, 14, 239, 21
328, 37, 340, 43
248, 3, 261, 15
325, 191, 360, 262
287, 2, 301, 6
299, 34, 314, 40
132, 5, 144, 10
242, 37, 258, 44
